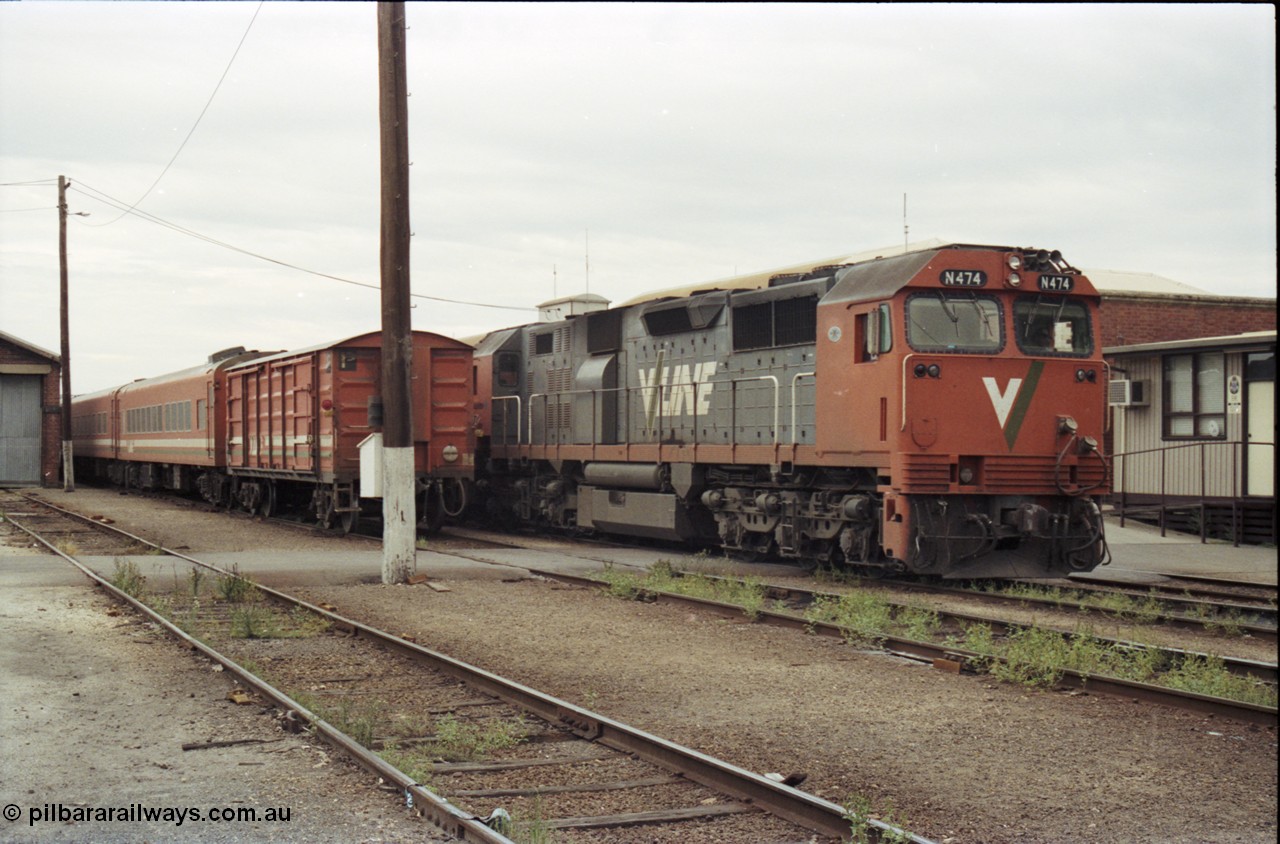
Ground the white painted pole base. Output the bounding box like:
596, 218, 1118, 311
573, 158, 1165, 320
381, 446, 416, 584
62, 440, 75, 492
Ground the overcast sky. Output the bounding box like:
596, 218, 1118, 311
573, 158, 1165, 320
1, 2, 1274, 393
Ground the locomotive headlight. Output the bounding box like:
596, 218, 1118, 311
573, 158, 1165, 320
927, 364, 941, 378
1006, 272, 1022, 287
1007, 254, 1022, 270
442, 445, 459, 463
958, 467, 975, 484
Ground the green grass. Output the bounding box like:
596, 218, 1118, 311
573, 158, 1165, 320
109, 558, 147, 598
598, 560, 768, 619
293, 692, 386, 748
803, 591, 943, 646
378, 714, 528, 791
215, 564, 254, 603
844, 793, 913, 844
949, 622, 1276, 706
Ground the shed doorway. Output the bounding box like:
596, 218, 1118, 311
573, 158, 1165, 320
0, 374, 42, 485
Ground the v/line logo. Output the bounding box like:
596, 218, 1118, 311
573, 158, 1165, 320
638, 351, 717, 428
981, 360, 1045, 449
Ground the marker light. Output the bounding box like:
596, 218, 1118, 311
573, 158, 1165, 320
1006, 272, 1022, 287
321, 399, 334, 410
927, 364, 941, 378
1076, 369, 1087, 382
914, 363, 927, 378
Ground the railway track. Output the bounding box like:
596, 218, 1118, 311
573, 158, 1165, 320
525, 566, 1278, 727
300, 519, 1279, 725
874, 576, 1277, 642
1, 491, 928, 844
1065, 570, 1279, 606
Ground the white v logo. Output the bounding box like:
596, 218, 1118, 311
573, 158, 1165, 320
982, 377, 1023, 428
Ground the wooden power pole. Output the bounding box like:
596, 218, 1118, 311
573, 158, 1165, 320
58, 175, 75, 493
377, 1, 415, 583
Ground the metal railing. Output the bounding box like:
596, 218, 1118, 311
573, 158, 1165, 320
1111, 439, 1275, 545
491, 375, 813, 454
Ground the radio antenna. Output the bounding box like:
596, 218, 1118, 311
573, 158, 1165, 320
903, 193, 909, 253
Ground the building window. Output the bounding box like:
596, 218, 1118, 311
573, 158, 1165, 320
1163, 352, 1225, 439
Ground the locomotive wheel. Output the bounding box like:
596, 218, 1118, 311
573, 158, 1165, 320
419, 484, 446, 535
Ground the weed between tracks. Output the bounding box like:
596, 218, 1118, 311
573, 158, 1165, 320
600, 560, 768, 619
844, 793, 914, 844
980, 580, 1258, 633
600, 563, 1277, 707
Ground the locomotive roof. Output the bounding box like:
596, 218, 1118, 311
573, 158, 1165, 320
616, 238, 954, 307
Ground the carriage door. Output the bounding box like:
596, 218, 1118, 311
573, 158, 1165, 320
1245, 350, 1274, 497
285, 357, 315, 472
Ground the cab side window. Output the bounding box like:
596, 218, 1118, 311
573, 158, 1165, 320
859, 304, 893, 361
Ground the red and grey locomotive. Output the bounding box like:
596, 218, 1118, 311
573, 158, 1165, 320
471, 243, 1110, 578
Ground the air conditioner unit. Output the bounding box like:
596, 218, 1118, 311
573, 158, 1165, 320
1108, 379, 1149, 407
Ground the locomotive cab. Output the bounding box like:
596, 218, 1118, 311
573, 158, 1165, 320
816, 246, 1109, 578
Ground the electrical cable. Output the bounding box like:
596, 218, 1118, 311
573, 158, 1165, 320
68, 180, 535, 313
87, 2, 265, 228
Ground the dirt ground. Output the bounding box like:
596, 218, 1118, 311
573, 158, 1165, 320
5, 487, 1278, 844
0, 500, 449, 843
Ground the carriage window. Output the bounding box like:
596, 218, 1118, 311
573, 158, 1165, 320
906, 293, 1002, 353
1013, 296, 1093, 357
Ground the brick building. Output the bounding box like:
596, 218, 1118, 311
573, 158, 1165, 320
1087, 269, 1276, 347
0, 331, 62, 487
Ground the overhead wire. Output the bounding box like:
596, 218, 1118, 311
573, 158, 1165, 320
68, 180, 535, 313
86, 1, 265, 228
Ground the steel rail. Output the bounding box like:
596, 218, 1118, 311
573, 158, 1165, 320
524, 569, 1279, 728
707, 576, 1278, 685
0, 504, 517, 844
879, 577, 1277, 642
1067, 571, 1279, 604
5, 493, 929, 844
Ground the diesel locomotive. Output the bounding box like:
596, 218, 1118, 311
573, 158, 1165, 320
471, 244, 1111, 578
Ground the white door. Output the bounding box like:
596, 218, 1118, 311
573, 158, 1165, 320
1246, 380, 1274, 497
